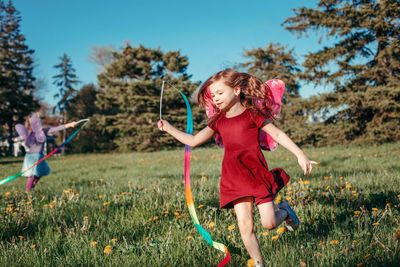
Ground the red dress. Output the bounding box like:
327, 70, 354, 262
208, 109, 290, 209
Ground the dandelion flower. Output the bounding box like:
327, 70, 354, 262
111, 238, 117, 243
198, 204, 204, 208
271, 235, 279, 240
228, 225, 235, 230
186, 236, 192, 240
5, 192, 11, 196
319, 241, 326, 246
31, 244, 36, 248
91, 241, 97, 246
209, 222, 215, 228
372, 208, 378, 211
372, 222, 380, 226
103, 245, 112, 254
277, 227, 286, 234
354, 211, 361, 215
330, 240, 339, 245
262, 232, 269, 236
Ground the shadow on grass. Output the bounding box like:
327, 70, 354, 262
0, 159, 23, 165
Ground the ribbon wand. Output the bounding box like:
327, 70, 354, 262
159, 80, 165, 120
161, 81, 230, 266
0, 119, 90, 186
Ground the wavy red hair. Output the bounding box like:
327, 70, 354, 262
197, 69, 274, 123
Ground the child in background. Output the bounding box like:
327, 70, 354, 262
158, 69, 317, 266
14, 113, 77, 192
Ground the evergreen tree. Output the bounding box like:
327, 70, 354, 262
94, 43, 202, 152
52, 53, 80, 154
65, 83, 106, 153
0, 0, 38, 155
281, 0, 400, 144
241, 43, 301, 98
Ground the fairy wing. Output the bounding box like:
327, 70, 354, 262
15, 124, 28, 139
29, 113, 42, 133
258, 79, 285, 151
203, 79, 285, 151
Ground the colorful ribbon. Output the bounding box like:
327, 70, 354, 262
164, 81, 230, 266
0, 119, 90, 186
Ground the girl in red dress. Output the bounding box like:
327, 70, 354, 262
158, 69, 317, 267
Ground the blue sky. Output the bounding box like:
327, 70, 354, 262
14, 0, 332, 106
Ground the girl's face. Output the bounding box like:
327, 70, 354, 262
209, 80, 240, 110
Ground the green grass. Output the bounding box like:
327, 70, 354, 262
0, 143, 399, 266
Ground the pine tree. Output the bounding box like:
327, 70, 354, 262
0, 0, 38, 155
52, 53, 80, 154
281, 0, 400, 144
94, 43, 202, 152
241, 43, 301, 98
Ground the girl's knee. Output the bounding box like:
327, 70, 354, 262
261, 220, 277, 230
237, 219, 254, 235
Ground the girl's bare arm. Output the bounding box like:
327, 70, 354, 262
262, 123, 317, 175
158, 120, 215, 147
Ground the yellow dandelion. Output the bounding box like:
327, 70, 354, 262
202, 176, 208, 181
303, 180, 309, 185
345, 183, 351, 188
111, 238, 118, 243
247, 258, 255, 267
330, 240, 339, 245
209, 222, 215, 228
198, 204, 204, 208
372, 208, 378, 211
271, 235, 279, 240
173, 212, 179, 216
186, 236, 192, 240
163, 211, 169, 214
319, 241, 326, 246
5, 192, 11, 196
262, 232, 269, 236
103, 202, 109, 207
354, 211, 361, 215
326, 186, 331, 190
153, 216, 158, 221
372, 222, 380, 226
31, 244, 36, 248
227, 235, 231, 239
103, 245, 112, 254
277, 227, 286, 234
91, 241, 97, 246
145, 237, 149, 241
18, 235, 24, 239
228, 225, 235, 230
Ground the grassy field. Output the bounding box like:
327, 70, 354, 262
0, 143, 399, 266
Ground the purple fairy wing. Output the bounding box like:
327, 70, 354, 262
15, 124, 28, 139
259, 79, 285, 151
29, 113, 42, 133
204, 87, 224, 148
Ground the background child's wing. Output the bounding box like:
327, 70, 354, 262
15, 124, 28, 139
29, 113, 42, 133
259, 79, 285, 151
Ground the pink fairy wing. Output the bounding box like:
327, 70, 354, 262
15, 124, 28, 139
259, 79, 285, 151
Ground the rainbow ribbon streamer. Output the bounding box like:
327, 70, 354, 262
0, 119, 90, 186
170, 83, 230, 266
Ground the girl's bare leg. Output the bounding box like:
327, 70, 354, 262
257, 201, 287, 229
233, 197, 263, 265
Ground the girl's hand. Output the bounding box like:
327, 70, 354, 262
297, 153, 318, 175
66, 122, 77, 128
158, 120, 170, 132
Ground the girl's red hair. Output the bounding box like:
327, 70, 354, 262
197, 69, 274, 123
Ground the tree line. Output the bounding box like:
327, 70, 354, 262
1, 0, 399, 155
